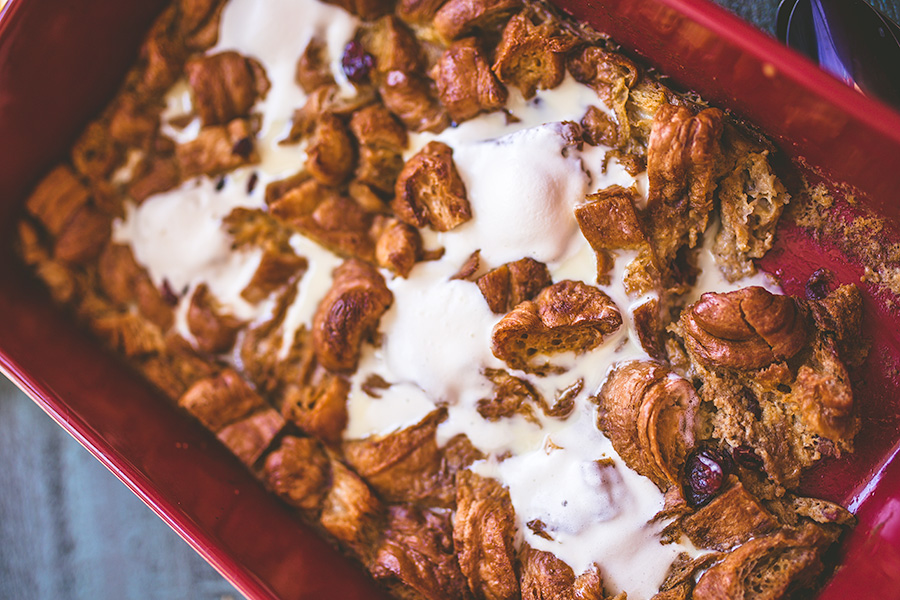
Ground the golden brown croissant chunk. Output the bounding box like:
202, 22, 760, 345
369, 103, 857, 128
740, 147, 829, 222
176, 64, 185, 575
476, 257, 551, 314
281, 361, 351, 445
454, 471, 520, 600
53, 205, 112, 265
645, 104, 724, 287
223, 208, 309, 303
263, 435, 332, 514
680, 286, 808, 370
106, 91, 161, 150
295, 37, 335, 94
129, 7, 185, 97
178, 368, 268, 431
793, 336, 857, 443
580, 105, 622, 148
139, 333, 218, 399
363, 15, 424, 79
178, 368, 285, 465
491, 280, 622, 374
714, 149, 789, 281
350, 101, 409, 153
679, 479, 778, 551
25, 164, 91, 236
312, 259, 393, 373
319, 453, 384, 557
393, 141, 471, 231
185, 51, 270, 126
97, 244, 146, 307
371, 505, 473, 600
632, 298, 665, 359
350, 104, 409, 195
651, 553, 722, 600
380, 70, 451, 133
397, 0, 448, 24
285, 83, 377, 143
187, 283, 244, 354
810, 281, 865, 365
244, 313, 351, 444
128, 154, 181, 203
692, 523, 838, 600
575, 185, 647, 254
176, 0, 228, 51
71, 119, 122, 183
91, 311, 166, 358
576, 183, 665, 297
596, 361, 699, 489
343, 409, 482, 507
433, 37, 507, 123
676, 285, 861, 487
306, 111, 356, 187
434, 0, 521, 41
176, 117, 259, 178
322, 0, 396, 21
567, 46, 640, 114
492, 11, 579, 99
267, 175, 377, 261
477, 368, 541, 423
575, 184, 649, 284
520, 546, 606, 600
373, 216, 426, 277
17, 220, 45, 269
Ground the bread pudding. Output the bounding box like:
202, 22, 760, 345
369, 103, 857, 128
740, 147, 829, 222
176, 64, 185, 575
15, 0, 866, 597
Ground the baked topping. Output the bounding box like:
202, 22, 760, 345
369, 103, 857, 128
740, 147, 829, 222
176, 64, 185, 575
433, 37, 508, 123
520, 546, 607, 600
16, 0, 866, 597
393, 140, 471, 231
646, 105, 724, 289
476, 257, 552, 314
185, 50, 271, 126
691, 524, 839, 600
492, 280, 623, 374
680, 286, 808, 370
454, 471, 520, 600
434, 0, 523, 41
312, 258, 393, 373
492, 10, 578, 99
370, 505, 472, 600
597, 361, 699, 490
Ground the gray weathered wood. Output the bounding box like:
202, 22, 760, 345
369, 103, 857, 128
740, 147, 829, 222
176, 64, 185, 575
0, 376, 239, 600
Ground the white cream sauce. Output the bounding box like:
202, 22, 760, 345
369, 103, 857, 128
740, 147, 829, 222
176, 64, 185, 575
111, 0, 781, 597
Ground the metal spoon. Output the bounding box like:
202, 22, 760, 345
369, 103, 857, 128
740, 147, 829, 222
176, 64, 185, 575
777, 0, 900, 108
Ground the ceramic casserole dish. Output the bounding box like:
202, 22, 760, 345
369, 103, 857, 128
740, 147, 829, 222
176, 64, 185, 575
1, 0, 899, 598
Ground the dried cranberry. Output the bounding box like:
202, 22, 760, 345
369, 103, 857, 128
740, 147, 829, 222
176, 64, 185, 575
342, 40, 374, 84
160, 279, 180, 306
231, 137, 254, 159
732, 445, 764, 470
805, 268, 833, 300
741, 387, 762, 420
684, 448, 732, 507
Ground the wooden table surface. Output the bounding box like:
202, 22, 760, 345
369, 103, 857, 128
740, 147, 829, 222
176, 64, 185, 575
3, 1, 900, 598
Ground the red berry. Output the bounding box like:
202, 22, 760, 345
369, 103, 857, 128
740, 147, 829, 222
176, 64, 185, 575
342, 41, 374, 84
805, 268, 833, 300
684, 448, 732, 507
732, 445, 764, 470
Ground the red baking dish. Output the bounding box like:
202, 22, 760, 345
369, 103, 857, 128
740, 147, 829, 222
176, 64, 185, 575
2, 0, 900, 598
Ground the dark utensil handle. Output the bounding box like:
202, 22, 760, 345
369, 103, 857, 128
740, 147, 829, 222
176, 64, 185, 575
811, 0, 900, 104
